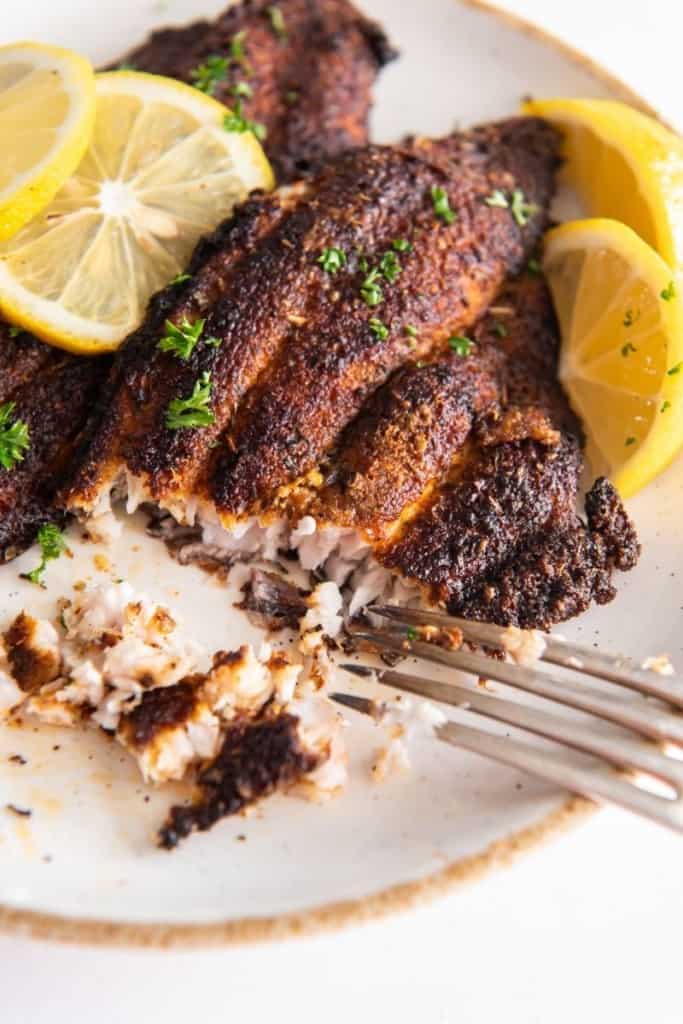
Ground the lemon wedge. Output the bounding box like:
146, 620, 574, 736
523, 97, 683, 271
0, 71, 274, 354
543, 218, 683, 497
0, 41, 96, 241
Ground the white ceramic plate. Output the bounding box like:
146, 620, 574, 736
0, 0, 681, 948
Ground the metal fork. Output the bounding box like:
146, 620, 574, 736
330, 606, 683, 833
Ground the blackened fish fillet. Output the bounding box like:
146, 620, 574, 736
63, 117, 639, 629
64, 118, 559, 512
0, 326, 109, 563
111, 0, 397, 182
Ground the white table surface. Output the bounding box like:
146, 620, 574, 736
2, 2, 682, 1021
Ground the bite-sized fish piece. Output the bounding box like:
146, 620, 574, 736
110, 0, 397, 182
0, 325, 110, 563
3, 581, 347, 844
64, 117, 559, 516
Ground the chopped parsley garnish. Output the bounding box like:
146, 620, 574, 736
157, 317, 206, 361
430, 186, 456, 225
369, 318, 389, 340
169, 272, 191, 286
406, 626, 419, 640
360, 268, 384, 307
358, 254, 369, 273
318, 247, 347, 274
224, 102, 266, 141
510, 189, 538, 227
230, 31, 249, 66
623, 308, 639, 327
266, 5, 287, 39
621, 341, 637, 357
625, 436, 637, 447
0, 402, 30, 471
448, 335, 474, 356
661, 280, 676, 301
392, 238, 412, 253
165, 372, 215, 430
7, 326, 22, 338
404, 324, 418, 337
493, 321, 508, 338
117, 61, 137, 71
378, 250, 402, 283
527, 258, 542, 276
22, 524, 66, 587
667, 362, 682, 376
231, 80, 253, 99
484, 189, 509, 209
661, 400, 672, 412
284, 89, 299, 106
190, 55, 229, 95
204, 335, 222, 348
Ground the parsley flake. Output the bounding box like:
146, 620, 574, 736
224, 102, 266, 141
7, 326, 22, 338
165, 372, 215, 430
527, 258, 542, 276
230, 31, 249, 67
667, 362, 682, 376
406, 627, 419, 641
284, 89, 299, 106
378, 250, 402, 283
621, 341, 637, 357
360, 268, 384, 307
510, 189, 539, 227
661, 400, 672, 413
392, 238, 412, 253
266, 5, 287, 39
117, 62, 137, 71
625, 436, 637, 447
448, 335, 474, 356
493, 321, 508, 338
404, 324, 418, 338
157, 318, 206, 361
190, 55, 229, 95
0, 402, 30, 471
169, 273, 191, 286
22, 524, 66, 587
204, 336, 222, 348
661, 280, 676, 301
318, 247, 347, 274
231, 80, 253, 99
484, 189, 509, 209
430, 186, 456, 225
369, 318, 389, 340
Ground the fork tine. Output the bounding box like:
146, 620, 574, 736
349, 627, 683, 747
369, 605, 683, 709
332, 684, 683, 833
339, 665, 683, 790
436, 720, 683, 834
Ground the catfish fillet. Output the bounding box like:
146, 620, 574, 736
64, 117, 638, 628
0, 326, 109, 563
111, 0, 397, 182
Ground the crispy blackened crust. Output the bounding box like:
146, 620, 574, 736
158, 712, 318, 849
64, 119, 561, 518
0, 327, 109, 562
110, 0, 397, 182
117, 680, 203, 750
452, 478, 641, 627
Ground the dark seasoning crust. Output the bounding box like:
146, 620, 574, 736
63, 116, 639, 633
112, 0, 397, 182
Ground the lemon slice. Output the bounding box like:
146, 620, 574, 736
0, 41, 96, 241
544, 218, 683, 497
524, 98, 683, 271
0, 71, 274, 354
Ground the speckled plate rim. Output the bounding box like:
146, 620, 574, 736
0, 0, 665, 949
